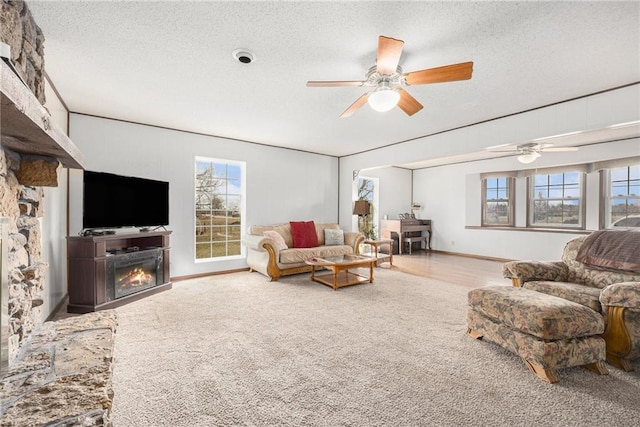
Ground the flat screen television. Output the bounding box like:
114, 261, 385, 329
83, 170, 169, 230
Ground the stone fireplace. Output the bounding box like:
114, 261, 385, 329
0, 149, 50, 365
1, 0, 52, 372
1, 2, 116, 424
0, 218, 7, 372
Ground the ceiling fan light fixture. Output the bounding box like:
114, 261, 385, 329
368, 86, 400, 112
517, 151, 541, 164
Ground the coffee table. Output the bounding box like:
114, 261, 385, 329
305, 254, 375, 291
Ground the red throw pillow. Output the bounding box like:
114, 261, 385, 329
289, 221, 319, 248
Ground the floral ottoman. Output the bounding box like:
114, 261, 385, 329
466, 285, 609, 383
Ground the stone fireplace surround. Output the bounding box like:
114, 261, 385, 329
1, 1, 117, 424
1, 147, 117, 425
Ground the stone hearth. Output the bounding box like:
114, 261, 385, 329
0, 311, 117, 426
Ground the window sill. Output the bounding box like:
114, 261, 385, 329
465, 226, 593, 235
195, 253, 246, 263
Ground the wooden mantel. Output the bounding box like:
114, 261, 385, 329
1, 60, 85, 169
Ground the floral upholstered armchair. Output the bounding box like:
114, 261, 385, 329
502, 230, 640, 371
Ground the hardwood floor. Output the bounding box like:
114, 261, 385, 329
381, 250, 509, 289
54, 250, 506, 320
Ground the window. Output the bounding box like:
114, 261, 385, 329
195, 157, 245, 260
482, 177, 515, 226
528, 171, 584, 228
604, 165, 640, 228
356, 176, 378, 239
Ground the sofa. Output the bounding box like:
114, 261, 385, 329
502, 230, 640, 371
243, 222, 365, 281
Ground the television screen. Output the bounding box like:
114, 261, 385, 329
83, 171, 169, 230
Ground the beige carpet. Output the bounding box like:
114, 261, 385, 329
112, 268, 640, 426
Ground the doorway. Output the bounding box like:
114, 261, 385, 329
352, 174, 379, 240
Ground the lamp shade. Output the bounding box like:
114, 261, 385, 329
517, 151, 541, 164
368, 88, 400, 112
353, 200, 370, 216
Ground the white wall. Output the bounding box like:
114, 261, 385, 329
414, 138, 639, 260
339, 85, 640, 261
68, 114, 339, 277
41, 80, 69, 319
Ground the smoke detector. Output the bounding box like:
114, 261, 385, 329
232, 49, 255, 64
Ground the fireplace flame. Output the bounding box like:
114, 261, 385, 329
118, 267, 154, 288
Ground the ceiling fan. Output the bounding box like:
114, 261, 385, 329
306, 35, 473, 118
487, 143, 579, 164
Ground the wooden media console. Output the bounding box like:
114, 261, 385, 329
67, 231, 171, 313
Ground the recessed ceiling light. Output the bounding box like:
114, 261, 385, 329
232, 49, 255, 64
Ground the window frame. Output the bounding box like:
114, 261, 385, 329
194, 156, 246, 262
600, 164, 640, 229
526, 171, 586, 229
481, 176, 515, 227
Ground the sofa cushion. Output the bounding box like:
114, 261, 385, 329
324, 229, 345, 246
279, 245, 353, 264
523, 281, 602, 313
250, 224, 294, 248
315, 223, 339, 246
263, 230, 288, 251
290, 221, 319, 248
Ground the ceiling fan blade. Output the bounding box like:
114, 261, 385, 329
340, 93, 369, 118
376, 36, 404, 75
397, 89, 423, 116
306, 81, 365, 87
540, 147, 580, 152
487, 148, 519, 153
404, 61, 474, 86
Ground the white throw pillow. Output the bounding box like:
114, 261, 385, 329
324, 229, 345, 246
263, 230, 288, 250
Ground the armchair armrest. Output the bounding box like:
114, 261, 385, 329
600, 282, 640, 309
344, 231, 365, 254
502, 261, 569, 286
600, 282, 640, 371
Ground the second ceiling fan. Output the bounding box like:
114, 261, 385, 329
307, 35, 474, 118
487, 143, 579, 164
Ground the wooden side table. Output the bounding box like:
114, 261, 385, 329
364, 239, 394, 266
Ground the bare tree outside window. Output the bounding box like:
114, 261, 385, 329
195, 157, 245, 259
482, 177, 514, 226
528, 172, 584, 228
357, 177, 377, 239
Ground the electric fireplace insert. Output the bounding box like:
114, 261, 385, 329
105, 249, 164, 302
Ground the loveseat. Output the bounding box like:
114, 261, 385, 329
243, 222, 365, 281
502, 230, 640, 371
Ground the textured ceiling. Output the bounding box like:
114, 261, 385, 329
27, 1, 640, 163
